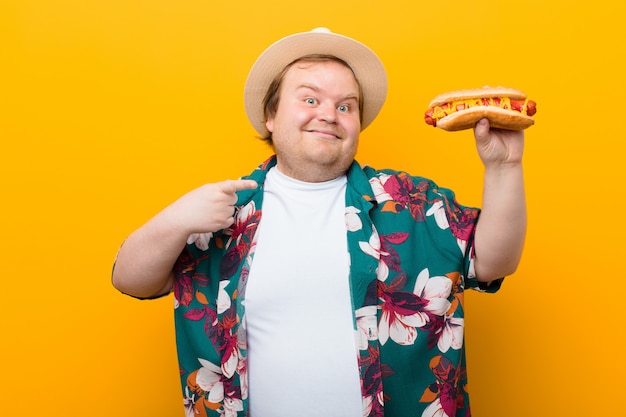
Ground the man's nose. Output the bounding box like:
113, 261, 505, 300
317, 103, 337, 123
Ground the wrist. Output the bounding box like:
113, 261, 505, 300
483, 161, 523, 176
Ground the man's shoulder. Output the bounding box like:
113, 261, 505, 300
357, 163, 436, 188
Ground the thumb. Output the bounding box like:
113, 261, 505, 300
473, 118, 490, 141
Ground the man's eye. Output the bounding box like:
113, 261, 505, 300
338, 104, 349, 112
305, 98, 317, 105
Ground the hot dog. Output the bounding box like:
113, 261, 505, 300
424, 86, 537, 131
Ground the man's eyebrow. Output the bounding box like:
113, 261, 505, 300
296, 84, 359, 101
296, 83, 321, 93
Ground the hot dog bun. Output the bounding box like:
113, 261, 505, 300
436, 105, 535, 131
425, 86, 536, 131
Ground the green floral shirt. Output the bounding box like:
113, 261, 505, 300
173, 156, 501, 417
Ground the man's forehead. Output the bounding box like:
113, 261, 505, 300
282, 60, 360, 88
288, 58, 355, 76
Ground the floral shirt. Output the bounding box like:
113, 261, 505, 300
173, 156, 502, 417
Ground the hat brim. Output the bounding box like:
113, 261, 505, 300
244, 29, 388, 136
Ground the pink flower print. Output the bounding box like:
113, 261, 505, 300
187, 232, 213, 251
378, 269, 452, 346
378, 290, 427, 346
420, 356, 467, 417
429, 193, 478, 243
422, 398, 450, 417
345, 206, 363, 231
438, 316, 464, 353
219, 322, 240, 379
359, 226, 390, 282
195, 358, 225, 404
368, 174, 393, 204
426, 201, 473, 254
173, 246, 211, 308
184, 357, 247, 416
223, 397, 244, 417
413, 269, 452, 317
235, 349, 248, 399
426, 201, 449, 230
216, 281, 231, 314
224, 201, 259, 248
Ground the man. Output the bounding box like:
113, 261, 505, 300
112, 28, 526, 417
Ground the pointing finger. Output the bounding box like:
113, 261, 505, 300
219, 179, 258, 194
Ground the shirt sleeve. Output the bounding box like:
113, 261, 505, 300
433, 185, 504, 293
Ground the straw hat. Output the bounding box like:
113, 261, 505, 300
243, 27, 388, 136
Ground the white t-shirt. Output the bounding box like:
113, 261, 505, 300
244, 167, 362, 417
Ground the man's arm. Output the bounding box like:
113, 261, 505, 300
472, 118, 527, 282
112, 179, 258, 298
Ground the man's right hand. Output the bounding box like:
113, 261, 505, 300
164, 179, 259, 235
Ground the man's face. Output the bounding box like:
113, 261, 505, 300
265, 60, 361, 182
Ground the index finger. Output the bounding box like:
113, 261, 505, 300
219, 179, 258, 194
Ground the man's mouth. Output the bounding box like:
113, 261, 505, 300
306, 129, 341, 139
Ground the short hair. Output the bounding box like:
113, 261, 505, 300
261, 54, 364, 144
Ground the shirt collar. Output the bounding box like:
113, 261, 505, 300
236, 156, 377, 207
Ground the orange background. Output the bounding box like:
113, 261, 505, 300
2, 1, 624, 416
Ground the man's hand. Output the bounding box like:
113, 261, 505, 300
473, 118, 525, 168
165, 179, 258, 235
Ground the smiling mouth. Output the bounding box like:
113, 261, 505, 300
306, 129, 341, 139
